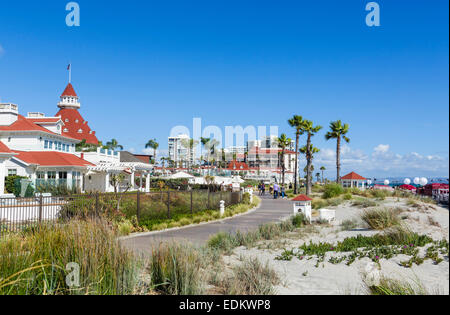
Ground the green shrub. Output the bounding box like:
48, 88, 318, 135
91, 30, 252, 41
340, 219, 358, 231
323, 183, 344, 199
242, 192, 251, 204
370, 189, 390, 200
117, 219, 134, 236
312, 198, 328, 210
179, 218, 192, 226
343, 193, 353, 200
361, 208, 401, 230
352, 198, 378, 208
328, 197, 343, 207
291, 213, 308, 228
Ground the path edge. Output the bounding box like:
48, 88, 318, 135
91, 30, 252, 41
118, 199, 262, 241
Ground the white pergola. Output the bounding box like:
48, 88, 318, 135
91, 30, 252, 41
87, 162, 153, 192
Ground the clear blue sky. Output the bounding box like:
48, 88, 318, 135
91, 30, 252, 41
0, 0, 448, 177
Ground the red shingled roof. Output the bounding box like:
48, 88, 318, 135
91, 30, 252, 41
0, 141, 13, 153
0, 115, 78, 141
341, 172, 366, 180
292, 194, 312, 201
26, 117, 61, 123
55, 108, 99, 145
12, 151, 94, 167
227, 161, 249, 171
61, 83, 78, 97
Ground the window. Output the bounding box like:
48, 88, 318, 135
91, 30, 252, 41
78, 129, 83, 134
36, 171, 45, 179
63, 144, 66, 151
64, 128, 68, 133
8, 169, 17, 176
75, 119, 79, 123
44, 140, 49, 149
47, 171, 56, 179
65, 119, 69, 123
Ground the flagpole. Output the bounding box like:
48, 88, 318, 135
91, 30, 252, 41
69, 63, 72, 83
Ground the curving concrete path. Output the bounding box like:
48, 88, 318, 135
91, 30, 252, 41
121, 195, 293, 255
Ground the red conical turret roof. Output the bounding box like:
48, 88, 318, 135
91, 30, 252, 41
61, 83, 78, 97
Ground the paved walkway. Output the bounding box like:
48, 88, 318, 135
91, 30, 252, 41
120, 195, 293, 255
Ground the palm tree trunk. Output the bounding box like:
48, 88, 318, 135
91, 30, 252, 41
154, 148, 157, 164
294, 133, 299, 194
281, 151, 286, 186
336, 136, 341, 184
321, 170, 324, 183
306, 134, 312, 195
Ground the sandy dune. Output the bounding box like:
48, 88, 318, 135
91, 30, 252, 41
230, 198, 449, 295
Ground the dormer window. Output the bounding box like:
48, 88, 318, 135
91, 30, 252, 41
65, 119, 69, 123
78, 129, 83, 134
75, 119, 79, 123
64, 128, 69, 132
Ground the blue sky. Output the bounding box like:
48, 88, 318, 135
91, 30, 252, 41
0, 0, 448, 178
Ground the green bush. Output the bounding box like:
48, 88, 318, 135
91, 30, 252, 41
343, 193, 353, 200
352, 198, 378, 208
291, 213, 308, 228
4, 175, 28, 196
322, 183, 344, 199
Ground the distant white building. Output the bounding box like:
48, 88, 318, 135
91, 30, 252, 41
168, 134, 196, 167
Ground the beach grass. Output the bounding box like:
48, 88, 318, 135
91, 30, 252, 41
360, 208, 401, 230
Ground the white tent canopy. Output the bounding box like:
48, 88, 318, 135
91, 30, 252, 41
168, 171, 195, 179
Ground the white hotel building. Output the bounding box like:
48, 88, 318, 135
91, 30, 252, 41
0, 83, 152, 196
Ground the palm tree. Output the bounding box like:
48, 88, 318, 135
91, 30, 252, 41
105, 139, 123, 151
301, 120, 322, 195
288, 115, 306, 194
204, 139, 220, 166
301, 144, 319, 193
320, 166, 326, 183
277, 133, 292, 187
181, 138, 199, 170
325, 120, 350, 184
200, 137, 210, 165
145, 139, 159, 164
315, 172, 321, 183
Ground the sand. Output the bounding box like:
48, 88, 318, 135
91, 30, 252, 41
228, 198, 449, 295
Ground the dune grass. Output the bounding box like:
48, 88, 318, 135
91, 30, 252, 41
220, 257, 280, 295
360, 208, 401, 230
207, 216, 303, 254
0, 220, 140, 295
365, 276, 430, 295
148, 242, 205, 295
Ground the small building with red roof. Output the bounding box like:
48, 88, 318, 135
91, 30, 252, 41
341, 171, 367, 189
292, 194, 313, 223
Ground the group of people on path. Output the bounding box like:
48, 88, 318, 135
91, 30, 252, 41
257, 182, 286, 199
